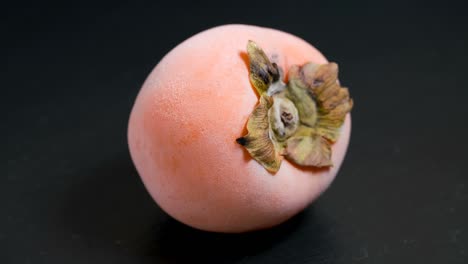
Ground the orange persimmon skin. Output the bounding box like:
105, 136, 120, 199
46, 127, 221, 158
128, 24, 351, 233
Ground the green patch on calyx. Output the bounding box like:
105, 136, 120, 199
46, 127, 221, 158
237, 40, 353, 173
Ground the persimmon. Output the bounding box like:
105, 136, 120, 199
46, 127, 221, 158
128, 24, 352, 232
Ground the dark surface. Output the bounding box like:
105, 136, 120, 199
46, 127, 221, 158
3, 1, 468, 263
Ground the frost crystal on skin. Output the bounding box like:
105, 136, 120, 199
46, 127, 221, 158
237, 41, 353, 173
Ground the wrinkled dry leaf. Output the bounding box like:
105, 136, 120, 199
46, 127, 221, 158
285, 136, 333, 167
236, 95, 282, 172
246, 40, 280, 96
290, 62, 353, 142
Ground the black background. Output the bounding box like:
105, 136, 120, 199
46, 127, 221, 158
3, 1, 468, 263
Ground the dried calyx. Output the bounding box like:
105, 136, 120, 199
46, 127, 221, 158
237, 40, 353, 173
